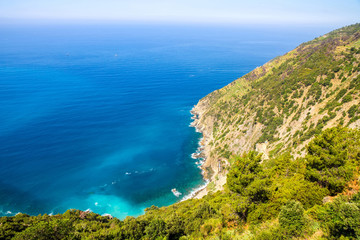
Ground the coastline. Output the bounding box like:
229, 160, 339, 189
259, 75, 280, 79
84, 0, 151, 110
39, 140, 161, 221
186, 104, 228, 199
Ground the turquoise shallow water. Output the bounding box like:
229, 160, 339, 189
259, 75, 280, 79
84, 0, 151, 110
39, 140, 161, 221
0, 23, 330, 218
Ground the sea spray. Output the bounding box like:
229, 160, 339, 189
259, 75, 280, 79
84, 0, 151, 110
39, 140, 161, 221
182, 107, 210, 200
181, 179, 210, 201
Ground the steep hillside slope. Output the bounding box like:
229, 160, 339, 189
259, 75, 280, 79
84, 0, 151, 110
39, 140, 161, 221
2, 23, 360, 240
2, 127, 360, 239
192, 23, 360, 193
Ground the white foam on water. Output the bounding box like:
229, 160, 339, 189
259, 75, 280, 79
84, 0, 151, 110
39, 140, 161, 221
102, 213, 113, 218
181, 179, 210, 201
184, 108, 210, 201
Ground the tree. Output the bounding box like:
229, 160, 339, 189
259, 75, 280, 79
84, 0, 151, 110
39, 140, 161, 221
305, 127, 355, 195
278, 200, 305, 237
12, 219, 74, 240
227, 151, 263, 194
322, 197, 360, 239
144, 219, 167, 240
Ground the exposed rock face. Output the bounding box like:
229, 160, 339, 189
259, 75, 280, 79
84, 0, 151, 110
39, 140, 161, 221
190, 24, 360, 197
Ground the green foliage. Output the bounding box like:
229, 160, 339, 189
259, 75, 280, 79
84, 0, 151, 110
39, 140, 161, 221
319, 196, 360, 239
341, 94, 352, 103
349, 75, 360, 89
12, 219, 74, 240
278, 200, 306, 237
308, 82, 322, 100
2, 22, 360, 239
0, 213, 31, 239
336, 89, 347, 101
269, 143, 284, 158
347, 105, 358, 118
1, 128, 360, 239
258, 116, 283, 143
251, 221, 285, 240
305, 127, 356, 195
227, 152, 263, 195
144, 219, 167, 240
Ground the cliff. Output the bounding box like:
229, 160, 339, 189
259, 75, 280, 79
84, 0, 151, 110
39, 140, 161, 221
192, 23, 360, 196
2, 23, 360, 240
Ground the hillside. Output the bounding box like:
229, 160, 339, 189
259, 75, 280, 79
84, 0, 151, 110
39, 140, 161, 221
1, 24, 360, 239
2, 126, 360, 239
192, 23, 360, 195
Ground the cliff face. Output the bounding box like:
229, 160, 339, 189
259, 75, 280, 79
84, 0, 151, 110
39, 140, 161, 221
3, 24, 360, 240
192, 24, 360, 195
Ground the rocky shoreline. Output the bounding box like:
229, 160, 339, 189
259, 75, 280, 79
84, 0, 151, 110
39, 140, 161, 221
188, 103, 228, 199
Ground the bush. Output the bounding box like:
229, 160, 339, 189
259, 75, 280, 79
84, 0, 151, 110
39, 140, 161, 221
336, 89, 347, 100
144, 219, 167, 240
322, 197, 360, 239
347, 105, 358, 118
278, 200, 306, 237
341, 94, 352, 103
12, 220, 74, 240
305, 127, 355, 195
227, 152, 263, 195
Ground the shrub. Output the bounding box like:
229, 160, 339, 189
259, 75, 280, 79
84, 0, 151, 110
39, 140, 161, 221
144, 219, 167, 240
12, 220, 74, 240
335, 89, 347, 100
341, 94, 352, 103
278, 200, 306, 237
347, 105, 358, 118
227, 152, 262, 195
322, 197, 360, 239
305, 127, 355, 195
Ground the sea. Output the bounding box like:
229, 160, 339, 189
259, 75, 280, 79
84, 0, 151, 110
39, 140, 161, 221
0, 22, 332, 218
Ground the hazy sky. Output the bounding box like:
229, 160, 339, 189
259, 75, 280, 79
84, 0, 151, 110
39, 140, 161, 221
1, 0, 359, 25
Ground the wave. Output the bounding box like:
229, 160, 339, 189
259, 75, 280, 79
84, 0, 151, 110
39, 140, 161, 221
191, 136, 205, 164
181, 179, 210, 201
191, 152, 199, 159
0, 209, 23, 217
102, 213, 113, 218
183, 108, 210, 200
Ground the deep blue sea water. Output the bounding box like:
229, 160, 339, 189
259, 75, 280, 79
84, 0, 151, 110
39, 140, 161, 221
0, 23, 331, 218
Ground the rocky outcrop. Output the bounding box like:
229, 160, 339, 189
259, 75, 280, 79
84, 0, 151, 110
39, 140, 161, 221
190, 24, 360, 198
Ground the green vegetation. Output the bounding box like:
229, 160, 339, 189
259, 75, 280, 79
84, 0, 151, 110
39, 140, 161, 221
278, 200, 306, 237
305, 127, 358, 195
318, 195, 360, 239
2, 24, 360, 239
196, 23, 360, 162
2, 127, 360, 239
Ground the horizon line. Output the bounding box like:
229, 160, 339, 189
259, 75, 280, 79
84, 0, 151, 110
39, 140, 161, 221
0, 17, 357, 28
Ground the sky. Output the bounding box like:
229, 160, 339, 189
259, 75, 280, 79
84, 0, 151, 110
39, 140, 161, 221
0, 0, 359, 26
